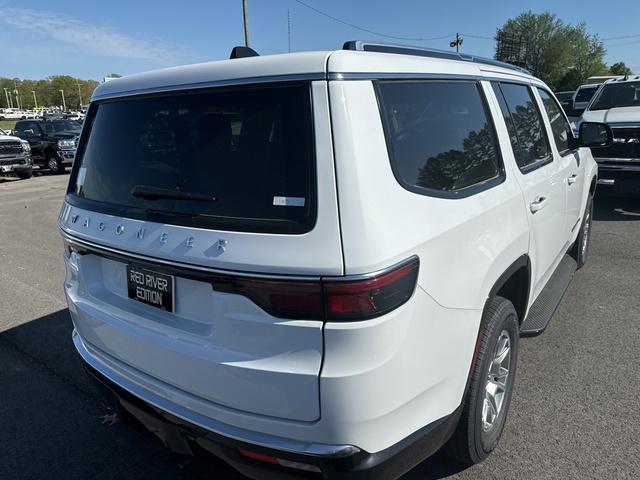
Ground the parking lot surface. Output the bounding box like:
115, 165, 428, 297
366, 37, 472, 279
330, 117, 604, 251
1, 174, 639, 479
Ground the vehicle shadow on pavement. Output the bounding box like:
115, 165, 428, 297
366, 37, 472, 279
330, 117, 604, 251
0, 308, 467, 480
593, 192, 640, 221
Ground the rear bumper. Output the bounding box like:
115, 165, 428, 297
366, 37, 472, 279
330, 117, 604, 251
75, 330, 460, 479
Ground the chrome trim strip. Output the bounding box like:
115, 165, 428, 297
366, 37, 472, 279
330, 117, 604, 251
91, 72, 326, 101
597, 179, 615, 185
328, 72, 481, 82
60, 228, 322, 281
73, 331, 359, 458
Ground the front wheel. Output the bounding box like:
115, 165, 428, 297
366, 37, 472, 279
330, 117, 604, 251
444, 296, 519, 465
17, 170, 33, 180
46, 154, 64, 174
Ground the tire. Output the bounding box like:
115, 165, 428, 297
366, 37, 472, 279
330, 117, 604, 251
46, 154, 64, 174
444, 296, 519, 465
570, 195, 593, 269
17, 171, 33, 180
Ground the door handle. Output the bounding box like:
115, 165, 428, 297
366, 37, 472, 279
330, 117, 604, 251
530, 196, 548, 213
568, 174, 578, 185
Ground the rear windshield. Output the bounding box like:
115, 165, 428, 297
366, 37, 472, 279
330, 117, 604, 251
575, 86, 599, 102
588, 81, 640, 110
68, 82, 316, 234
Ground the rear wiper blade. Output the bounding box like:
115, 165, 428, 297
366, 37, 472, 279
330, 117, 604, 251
131, 185, 217, 202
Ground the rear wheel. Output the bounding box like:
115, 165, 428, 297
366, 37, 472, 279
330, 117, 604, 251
47, 154, 64, 174
571, 196, 593, 269
445, 296, 519, 465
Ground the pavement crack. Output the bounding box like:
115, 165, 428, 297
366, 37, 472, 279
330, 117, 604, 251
0, 335, 101, 402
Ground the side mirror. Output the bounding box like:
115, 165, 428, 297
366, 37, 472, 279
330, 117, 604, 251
579, 122, 612, 148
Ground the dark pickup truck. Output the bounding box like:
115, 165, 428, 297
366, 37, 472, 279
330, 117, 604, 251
12, 118, 80, 174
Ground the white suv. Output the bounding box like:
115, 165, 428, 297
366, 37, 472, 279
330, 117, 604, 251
59, 42, 611, 479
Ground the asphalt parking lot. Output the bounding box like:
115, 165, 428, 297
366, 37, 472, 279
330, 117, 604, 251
1, 174, 639, 480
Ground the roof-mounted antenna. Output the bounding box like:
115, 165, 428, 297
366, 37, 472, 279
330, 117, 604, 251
230, 46, 259, 59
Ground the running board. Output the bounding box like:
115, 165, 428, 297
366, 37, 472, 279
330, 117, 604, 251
520, 254, 577, 336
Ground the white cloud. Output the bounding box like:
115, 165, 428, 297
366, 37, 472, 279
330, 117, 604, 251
0, 7, 187, 64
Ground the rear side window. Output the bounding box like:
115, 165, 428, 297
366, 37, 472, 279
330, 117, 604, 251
376, 81, 504, 197
492, 83, 552, 172
69, 82, 316, 234
537, 88, 572, 155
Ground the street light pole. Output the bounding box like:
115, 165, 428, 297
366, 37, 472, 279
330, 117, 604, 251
76, 81, 83, 109
59, 89, 66, 111
242, 0, 250, 47
31, 90, 38, 109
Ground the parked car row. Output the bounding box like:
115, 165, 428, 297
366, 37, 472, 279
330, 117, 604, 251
0, 117, 80, 179
0, 107, 85, 121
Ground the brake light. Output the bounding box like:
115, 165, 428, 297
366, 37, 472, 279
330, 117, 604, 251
324, 257, 419, 321
212, 256, 419, 322
238, 449, 322, 473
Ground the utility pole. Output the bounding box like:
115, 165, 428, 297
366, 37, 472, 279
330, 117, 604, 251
60, 89, 66, 111
242, 0, 250, 47
76, 81, 83, 109
3, 88, 10, 108
450, 32, 463, 52
287, 9, 291, 53
14, 89, 21, 110
31, 90, 38, 109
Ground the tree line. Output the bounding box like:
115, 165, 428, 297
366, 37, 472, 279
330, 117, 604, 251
496, 11, 634, 91
0, 76, 100, 110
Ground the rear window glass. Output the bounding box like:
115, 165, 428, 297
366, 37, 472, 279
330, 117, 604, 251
69, 82, 316, 234
575, 86, 598, 102
376, 81, 503, 197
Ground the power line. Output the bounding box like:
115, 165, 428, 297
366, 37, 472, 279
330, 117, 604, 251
602, 33, 640, 41
292, 0, 452, 42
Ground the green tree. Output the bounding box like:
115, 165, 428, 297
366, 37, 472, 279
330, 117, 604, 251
0, 76, 99, 109
495, 11, 607, 90
609, 61, 633, 76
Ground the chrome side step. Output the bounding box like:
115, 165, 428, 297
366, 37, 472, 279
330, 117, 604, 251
520, 254, 577, 336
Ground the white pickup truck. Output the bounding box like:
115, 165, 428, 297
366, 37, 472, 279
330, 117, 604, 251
580, 76, 640, 194
59, 41, 613, 479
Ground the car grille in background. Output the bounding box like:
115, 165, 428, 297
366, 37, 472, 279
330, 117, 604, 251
0, 141, 23, 155
591, 126, 640, 161
0, 158, 26, 166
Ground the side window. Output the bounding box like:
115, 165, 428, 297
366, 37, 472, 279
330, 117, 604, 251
492, 82, 552, 172
376, 81, 504, 196
537, 88, 572, 155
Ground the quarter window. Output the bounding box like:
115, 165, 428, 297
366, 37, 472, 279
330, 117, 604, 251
492, 83, 552, 172
376, 81, 503, 196
537, 88, 572, 155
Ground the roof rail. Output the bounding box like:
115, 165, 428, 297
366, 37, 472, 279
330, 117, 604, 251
342, 40, 531, 75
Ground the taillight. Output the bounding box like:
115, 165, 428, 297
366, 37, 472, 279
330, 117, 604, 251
212, 256, 419, 322
211, 275, 323, 320
324, 256, 419, 321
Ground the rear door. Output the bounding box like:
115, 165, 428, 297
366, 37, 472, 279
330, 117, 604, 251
536, 87, 586, 235
491, 82, 568, 299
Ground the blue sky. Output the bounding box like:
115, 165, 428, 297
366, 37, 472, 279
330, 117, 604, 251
1, 0, 639, 80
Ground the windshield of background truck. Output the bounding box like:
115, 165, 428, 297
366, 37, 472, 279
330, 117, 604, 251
588, 81, 640, 110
